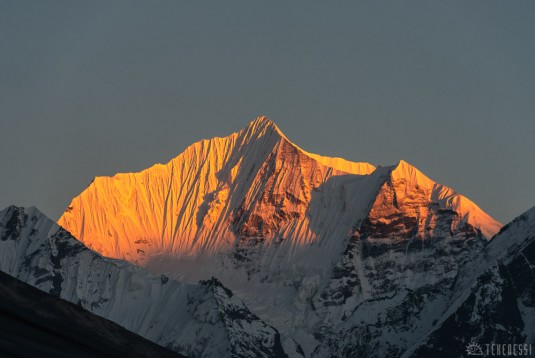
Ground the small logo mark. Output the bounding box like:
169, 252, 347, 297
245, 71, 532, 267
466, 342, 484, 356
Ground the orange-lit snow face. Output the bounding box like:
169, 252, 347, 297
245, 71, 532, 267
58, 117, 501, 266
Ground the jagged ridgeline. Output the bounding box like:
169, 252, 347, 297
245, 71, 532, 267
59, 117, 500, 266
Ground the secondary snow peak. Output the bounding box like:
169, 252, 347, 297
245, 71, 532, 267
387, 159, 501, 239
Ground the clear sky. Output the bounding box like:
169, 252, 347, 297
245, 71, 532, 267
1, 1, 534, 224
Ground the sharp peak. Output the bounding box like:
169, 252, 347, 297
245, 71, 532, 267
240, 117, 377, 175
392, 159, 425, 175
0, 205, 46, 220
243, 116, 285, 137
395, 159, 416, 169
1, 204, 38, 213
248, 116, 278, 128
389, 159, 437, 189
235, 116, 293, 147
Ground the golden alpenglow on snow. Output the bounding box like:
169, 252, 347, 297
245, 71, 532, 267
59, 117, 501, 269
59, 117, 501, 266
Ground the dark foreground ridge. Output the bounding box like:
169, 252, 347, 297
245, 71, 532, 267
0, 270, 186, 358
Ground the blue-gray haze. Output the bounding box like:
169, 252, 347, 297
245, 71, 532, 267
1, 1, 533, 224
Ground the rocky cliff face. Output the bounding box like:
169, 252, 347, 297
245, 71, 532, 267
55, 117, 512, 356
0, 205, 289, 358
408, 206, 535, 358
309, 208, 535, 358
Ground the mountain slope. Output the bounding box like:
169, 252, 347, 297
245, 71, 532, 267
407, 206, 535, 357
310, 205, 534, 357
0, 205, 289, 358
0, 270, 184, 358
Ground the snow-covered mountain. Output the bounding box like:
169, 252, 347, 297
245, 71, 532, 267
0, 205, 289, 358
59, 117, 500, 265
55, 117, 507, 354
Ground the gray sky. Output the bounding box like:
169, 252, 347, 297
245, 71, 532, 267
1, 1, 534, 224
